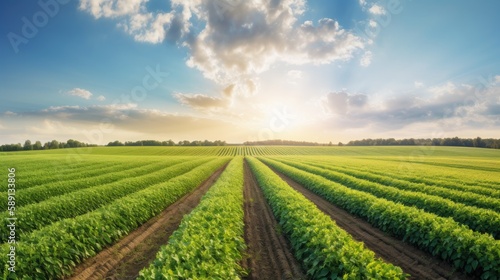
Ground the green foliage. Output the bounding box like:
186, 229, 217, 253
273, 158, 500, 238
0, 159, 163, 207
259, 157, 500, 279
298, 157, 500, 206
0, 158, 213, 242
0, 157, 230, 279
247, 157, 406, 279
138, 157, 246, 280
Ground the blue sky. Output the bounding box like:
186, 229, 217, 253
1, 0, 499, 144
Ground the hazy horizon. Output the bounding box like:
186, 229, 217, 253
1, 0, 499, 145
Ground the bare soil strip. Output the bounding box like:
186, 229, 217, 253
270, 167, 472, 280
242, 161, 307, 280
68, 164, 227, 280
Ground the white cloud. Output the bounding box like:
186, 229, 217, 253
79, 0, 148, 19
184, 12, 364, 91
429, 82, 456, 95
174, 93, 230, 110
66, 88, 93, 100
97, 95, 106, 101
495, 75, 500, 84
360, 51, 372, 67
322, 91, 368, 115
414, 81, 424, 88
118, 11, 178, 43
80, 0, 189, 44
4, 111, 17, 116
369, 20, 377, 27
316, 81, 500, 136
10, 104, 246, 144
369, 4, 386, 15
359, 0, 367, 6
80, 0, 366, 97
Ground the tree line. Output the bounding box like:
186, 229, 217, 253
107, 139, 227, 147
0, 139, 97, 152
343, 137, 500, 149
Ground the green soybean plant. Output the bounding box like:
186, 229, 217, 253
138, 157, 246, 280
247, 157, 406, 280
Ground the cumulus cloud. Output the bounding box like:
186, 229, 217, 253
322, 91, 368, 115
174, 93, 230, 110
185, 14, 363, 87
4, 111, 17, 116
80, 0, 366, 96
321, 82, 500, 131
368, 4, 386, 15
97, 95, 106, 101
79, 0, 147, 18
222, 84, 235, 98
66, 88, 93, 99
21, 104, 239, 135
360, 51, 372, 67
80, 0, 189, 43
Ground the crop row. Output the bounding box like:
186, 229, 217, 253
302, 156, 500, 199
139, 157, 246, 279
2, 159, 120, 191
0, 159, 166, 208
273, 157, 500, 239
366, 157, 500, 191
259, 157, 500, 279
304, 158, 500, 211
0, 157, 212, 242
1, 157, 230, 279
247, 157, 406, 279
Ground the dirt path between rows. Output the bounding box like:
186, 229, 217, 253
68, 164, 227, 280
270, 167, 472, 280
242, 161, 307, 280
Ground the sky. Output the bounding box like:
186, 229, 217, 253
1, 0, 499, 145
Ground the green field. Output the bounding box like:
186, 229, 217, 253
1, 146, 499, 279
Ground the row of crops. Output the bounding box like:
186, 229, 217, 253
141, 155, 500, 279
1, 156, 231, 278
260, 157, 500, 278
1, 147, 499, 279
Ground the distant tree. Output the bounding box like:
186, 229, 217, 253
33, 141, 42, 150
190, 140, 202, 146
473, 137, 484, 148
23, 140, 33, 150
108, 140, 125, 146
67, 139, 78, 148
50, 140, 59, 149
161, 140, 175, 146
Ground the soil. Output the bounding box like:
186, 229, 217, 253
67, 159, 472, 280
270, 167, 472, 280
242, 161, 307, 280
67, 164, 227, 280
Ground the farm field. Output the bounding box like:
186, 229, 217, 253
1, 146, 499, 279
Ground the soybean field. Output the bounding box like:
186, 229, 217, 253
1, 146, 499, 279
